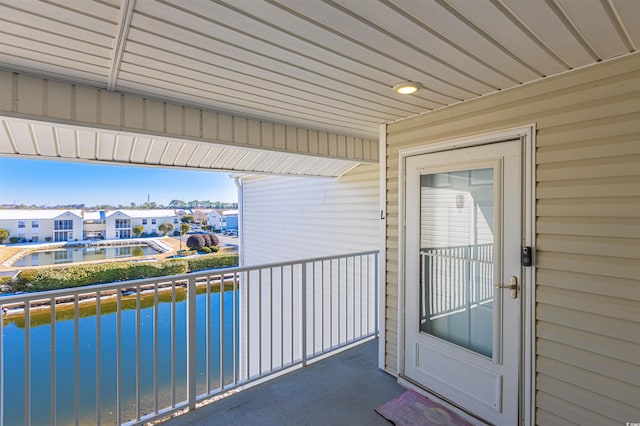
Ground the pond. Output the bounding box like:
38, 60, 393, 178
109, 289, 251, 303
12, 244, 161, 267
1, 288, 238, 425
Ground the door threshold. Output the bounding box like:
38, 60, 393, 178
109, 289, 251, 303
397, 375, 492, 426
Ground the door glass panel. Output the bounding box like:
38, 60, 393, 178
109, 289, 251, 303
419, 168, 494, 357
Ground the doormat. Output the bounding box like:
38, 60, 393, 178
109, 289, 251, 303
375, 390, 474, 425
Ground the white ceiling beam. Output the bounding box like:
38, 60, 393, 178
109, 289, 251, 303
108, 0, 137, 91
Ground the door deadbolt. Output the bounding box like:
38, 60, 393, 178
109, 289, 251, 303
496, 276, 518, 299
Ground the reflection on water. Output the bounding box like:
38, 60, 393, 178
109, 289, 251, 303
13, 245, 160, 267
1, 287, 238, 425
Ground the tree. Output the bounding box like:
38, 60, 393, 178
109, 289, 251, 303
158, 222, 174, 236
180, 223, 191, 235
181, 214, 195, 223
186, 234, 206, 250
168, 199, 187, 208
201, 233, 220, 247
0, 228, 9, 243
132, 225, 144, 237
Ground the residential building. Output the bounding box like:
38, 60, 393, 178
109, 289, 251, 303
221, 210, 238, 231
191, 208, 212, 225
105, 209, 179, 239
0, 209, 83, 243
206, 209, 224, 230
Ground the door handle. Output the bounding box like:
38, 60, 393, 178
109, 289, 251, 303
496, 276, 518, 299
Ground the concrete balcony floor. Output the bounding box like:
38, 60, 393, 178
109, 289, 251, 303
163, 339, 405, 425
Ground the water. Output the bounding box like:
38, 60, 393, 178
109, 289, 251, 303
12, 245, 161, 267
1, 288, 238, 425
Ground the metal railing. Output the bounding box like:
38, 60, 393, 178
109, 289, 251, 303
420, 244, 493, 320
0, 250, 378, 425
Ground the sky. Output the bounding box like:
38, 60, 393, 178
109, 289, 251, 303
0, 157, 238, 207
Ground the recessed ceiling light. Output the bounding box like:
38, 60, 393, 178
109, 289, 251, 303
393, 81, 423, 95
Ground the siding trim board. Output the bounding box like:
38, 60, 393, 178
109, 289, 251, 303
385, 53, 640, 425
378, 123, 387, 370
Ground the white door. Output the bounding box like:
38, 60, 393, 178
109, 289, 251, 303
403, 140, 522, 425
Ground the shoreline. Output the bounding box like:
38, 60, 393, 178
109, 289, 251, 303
1, 276, 238, 326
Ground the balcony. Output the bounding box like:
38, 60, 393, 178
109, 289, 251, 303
0, 251, 379, 425
163, 338, 402, 425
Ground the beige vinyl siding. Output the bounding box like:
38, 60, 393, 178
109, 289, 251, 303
385, 52, 640, 424
241, 164, 379, 265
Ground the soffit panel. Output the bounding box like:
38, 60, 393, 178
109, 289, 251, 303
0, 117, 359, 178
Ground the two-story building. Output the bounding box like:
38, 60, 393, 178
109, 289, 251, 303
206, 209, 224, 230
0, 209, 83, 243
104, 209, 180, 239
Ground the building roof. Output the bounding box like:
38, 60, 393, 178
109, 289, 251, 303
222, 210, 239, 216
0, 209, 83, 220
106, 209, 178, 219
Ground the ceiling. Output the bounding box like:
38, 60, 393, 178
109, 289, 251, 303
0, 0, 638, 174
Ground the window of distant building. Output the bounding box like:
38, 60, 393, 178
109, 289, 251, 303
54, 220, 73, 230
142, 219, 147, 225
173, 218, 178, 224
152, 218, 157, 225
115, 219, 130, 229
32, 220, 39, 228
18, 220, 25, 228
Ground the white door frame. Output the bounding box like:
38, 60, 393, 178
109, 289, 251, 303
396, 125, 536, 426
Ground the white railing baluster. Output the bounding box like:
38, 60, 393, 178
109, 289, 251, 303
206, 277, 211, 393
74, 296, 79, 426
153, 285, 159, 414
95, 292, 101, 426
50, 297, 56, 426
337, 259, 341, 345
246, 270, 250, 380
290, 265, 294, 365
135, 286, 141, 421
301, 262, 307, 366
279, 266, 284, 368
329, 259, 333, 348
269, 267, 273, 372
25, 302, 31, 426
171, 282, 176, 407
219, 275, 224, 391
116, 291, 122, 426
233, 272, 239, 387
186, 276, 197, 411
